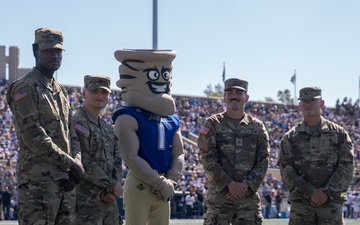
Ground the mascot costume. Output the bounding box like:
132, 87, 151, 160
111, 49, 185, 225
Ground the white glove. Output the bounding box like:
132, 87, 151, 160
152, 175, 175, 201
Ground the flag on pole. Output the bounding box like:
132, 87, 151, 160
222, 62, 226, 82
290, 70, 296, 84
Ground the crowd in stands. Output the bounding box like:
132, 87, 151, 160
0, 79, 359, 220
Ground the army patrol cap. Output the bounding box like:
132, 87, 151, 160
84, 75, 111, 93
298, 86, 322, 100
224, 78, 248, 92
34, 27, 64, 50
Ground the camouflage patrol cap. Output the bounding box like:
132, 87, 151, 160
224, 78, 248, 92
84, 75, 111, 93
298, 86, 322, 100
34, 27, 64, 50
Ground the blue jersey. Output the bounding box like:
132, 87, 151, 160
112, 106, 180, 173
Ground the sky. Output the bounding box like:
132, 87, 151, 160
2, 0, 360, 107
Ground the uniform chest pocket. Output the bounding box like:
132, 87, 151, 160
216, 128, 234, 144
236, 133, 258, 159
38, 91, 61, 125
324, 146, 339, 166
89, 127, 111, 155
321, 133, 339, 165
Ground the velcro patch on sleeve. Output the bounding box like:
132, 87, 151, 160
199, 126, 210, 135
14, 89, 29, 102
74, 123, 89, 137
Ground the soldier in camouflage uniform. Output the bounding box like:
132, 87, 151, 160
278, 86, 354, 225
198, 78, 270, 225
73, 75, 123, 225
6, 27, 85, 225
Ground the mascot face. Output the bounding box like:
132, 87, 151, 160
114, 49, 176, 116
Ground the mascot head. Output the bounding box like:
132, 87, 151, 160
114, 49, 176, 116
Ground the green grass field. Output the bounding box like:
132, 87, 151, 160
0, 219, 358, 225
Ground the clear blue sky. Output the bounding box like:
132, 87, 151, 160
2, 0, 360, 107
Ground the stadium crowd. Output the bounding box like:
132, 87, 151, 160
0, 79, 359, 220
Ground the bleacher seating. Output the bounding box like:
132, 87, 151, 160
0, 79, 359, 220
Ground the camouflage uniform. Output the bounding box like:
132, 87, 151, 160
6, 67, 82, 225
278, 117, 354, 225
73, 76, 123, 225
198, 112, 270, 225
278, 86, 354, 225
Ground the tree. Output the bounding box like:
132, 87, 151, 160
213, 83, 224, 97
277, 89, 291, 103
204, 83, 223, 97
265, 97, 275, 102
203, 84, 214, 97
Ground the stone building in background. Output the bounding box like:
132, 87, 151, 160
0, 45, 31, 82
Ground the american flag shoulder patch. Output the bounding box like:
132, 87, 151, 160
199, 126, 210, 135
74, 124, 88, 136
14, 89, 29, 102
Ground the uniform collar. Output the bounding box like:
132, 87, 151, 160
223, 111, 249, 128
299, 116, 329, 134
32, 67, 61, 93
79, 106, 101, 127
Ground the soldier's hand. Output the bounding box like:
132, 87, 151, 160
69, 161, 85, 182
100, 191, 116, 203
227, 181, 248, 199
310, 187, 328, 206
238, 182, 248, 197
225, 192, 237, 201
112, 182, 123, 198
310, 199, 321, 207
61, 173, 77, 192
